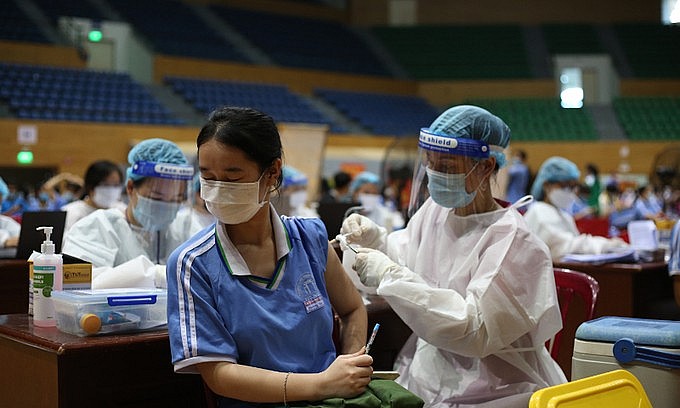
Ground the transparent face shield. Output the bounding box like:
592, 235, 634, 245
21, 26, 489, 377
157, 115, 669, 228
130, 161, 194, 204
408, 128, 491, 217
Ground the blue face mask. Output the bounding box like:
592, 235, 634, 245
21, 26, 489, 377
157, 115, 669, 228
426, 164, 478, 209
133, 195, 181, 231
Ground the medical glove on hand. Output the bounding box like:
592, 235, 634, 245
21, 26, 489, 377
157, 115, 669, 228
352, 248, 399, 287
340, 213, 386, 250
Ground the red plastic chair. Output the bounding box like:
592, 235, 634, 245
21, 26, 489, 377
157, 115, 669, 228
547, 268, 600, 360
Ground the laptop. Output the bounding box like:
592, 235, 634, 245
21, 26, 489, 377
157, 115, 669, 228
14, 211, 67, 260
317, 202, 361, 240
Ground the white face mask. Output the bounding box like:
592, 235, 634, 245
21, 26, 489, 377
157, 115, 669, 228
91, 185, 122, 208
288, 190, 308, 209
548, 187, 577, 211
358, 193, 381, 211
200, 175, 268, 225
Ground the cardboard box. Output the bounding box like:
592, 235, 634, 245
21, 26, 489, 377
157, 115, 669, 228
61, 253, 92, 290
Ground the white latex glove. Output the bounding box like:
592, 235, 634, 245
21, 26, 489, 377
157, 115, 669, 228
340, 213, 386, 251
352, 248, 400, 287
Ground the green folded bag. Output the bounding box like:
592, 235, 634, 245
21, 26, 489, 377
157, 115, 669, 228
284, 379, 424, 408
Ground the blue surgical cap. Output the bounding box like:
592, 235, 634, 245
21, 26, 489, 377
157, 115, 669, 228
282, 166, 308, 188
428, 105, 511, 168
350, 171, 380, 195
0, 177, 8, 200
530, 156, 580, 201
126, 138, 188, 182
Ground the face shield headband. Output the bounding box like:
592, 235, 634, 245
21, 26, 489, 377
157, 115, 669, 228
418, 128, 490, 159
131, 161, 194, 181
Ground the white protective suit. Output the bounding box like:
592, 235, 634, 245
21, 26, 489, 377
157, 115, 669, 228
0, 214, 20, 247
170, 205, 215, 236
378, 198, 566, 408
62, 199, 126, 232
524, 201, 628, 262
62, 208, 192, 289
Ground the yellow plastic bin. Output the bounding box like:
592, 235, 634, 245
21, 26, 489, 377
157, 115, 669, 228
571, 316, 680, 408
529, 369, 651, 407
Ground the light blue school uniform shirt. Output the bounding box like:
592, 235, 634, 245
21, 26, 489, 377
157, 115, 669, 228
166, 207, 336, 388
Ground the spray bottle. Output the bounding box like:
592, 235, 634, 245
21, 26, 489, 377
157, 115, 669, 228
33, 226, 63, 327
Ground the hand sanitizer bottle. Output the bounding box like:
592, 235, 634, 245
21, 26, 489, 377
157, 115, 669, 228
33, 226, 63, 327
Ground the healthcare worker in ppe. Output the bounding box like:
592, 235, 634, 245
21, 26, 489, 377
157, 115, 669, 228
62, 159, 125, 232
271, 165, 319, 218
341, 105, 566, 408
349, 171, 404, 233
523, 156, 628, 262
63, 138, 194, 289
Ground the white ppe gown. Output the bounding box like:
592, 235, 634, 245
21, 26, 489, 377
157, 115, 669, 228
0, 214, 20, 247
524, 201, 628, 262
62, 208, 192, 288
379, 198, 566, 408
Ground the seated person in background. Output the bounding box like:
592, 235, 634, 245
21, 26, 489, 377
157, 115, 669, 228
63, 138, 194, 289
170, 174, 216, 236
524, 156, 628, 262
342, 105, 566, 407
319, 170, 352, 203
271, 165, 319, 218
166, 106, 371, 406
0, 180, 28, 220
633, 184, 665, 221
40, 172, 85, 208
349, 171, 404, 233
62, 159, 125, 232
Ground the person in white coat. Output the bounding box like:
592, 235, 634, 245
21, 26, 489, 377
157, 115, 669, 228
524, 156, 628, 262
62, 138, 194, 289
341, 105, 566, 408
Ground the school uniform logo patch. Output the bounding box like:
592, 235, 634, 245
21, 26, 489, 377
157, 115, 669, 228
296, 273, 325, 313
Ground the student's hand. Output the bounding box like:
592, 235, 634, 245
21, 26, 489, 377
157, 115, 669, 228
353, 248, 398, 287
340, 214, 386, 250
319, 349, 373, 399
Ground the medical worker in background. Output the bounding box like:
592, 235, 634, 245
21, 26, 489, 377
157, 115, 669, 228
271, 165, 319, 218
524, 156, 628, 262
63, 138, 194, 289
349, 171, 404, 232
62, 160, 125, 232
166, 107, 370, 407
341, 105, 566, 407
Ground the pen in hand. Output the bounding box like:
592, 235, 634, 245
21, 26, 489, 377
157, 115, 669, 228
366, 323, 380, 354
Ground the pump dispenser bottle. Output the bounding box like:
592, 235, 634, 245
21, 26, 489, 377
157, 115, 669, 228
33, 226, 63, 327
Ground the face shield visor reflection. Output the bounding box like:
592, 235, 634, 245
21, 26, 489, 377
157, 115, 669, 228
130, 161, 194, 204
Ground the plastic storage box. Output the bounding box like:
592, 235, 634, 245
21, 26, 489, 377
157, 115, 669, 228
571, 316, 680, 408
52, 288, 167, 336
